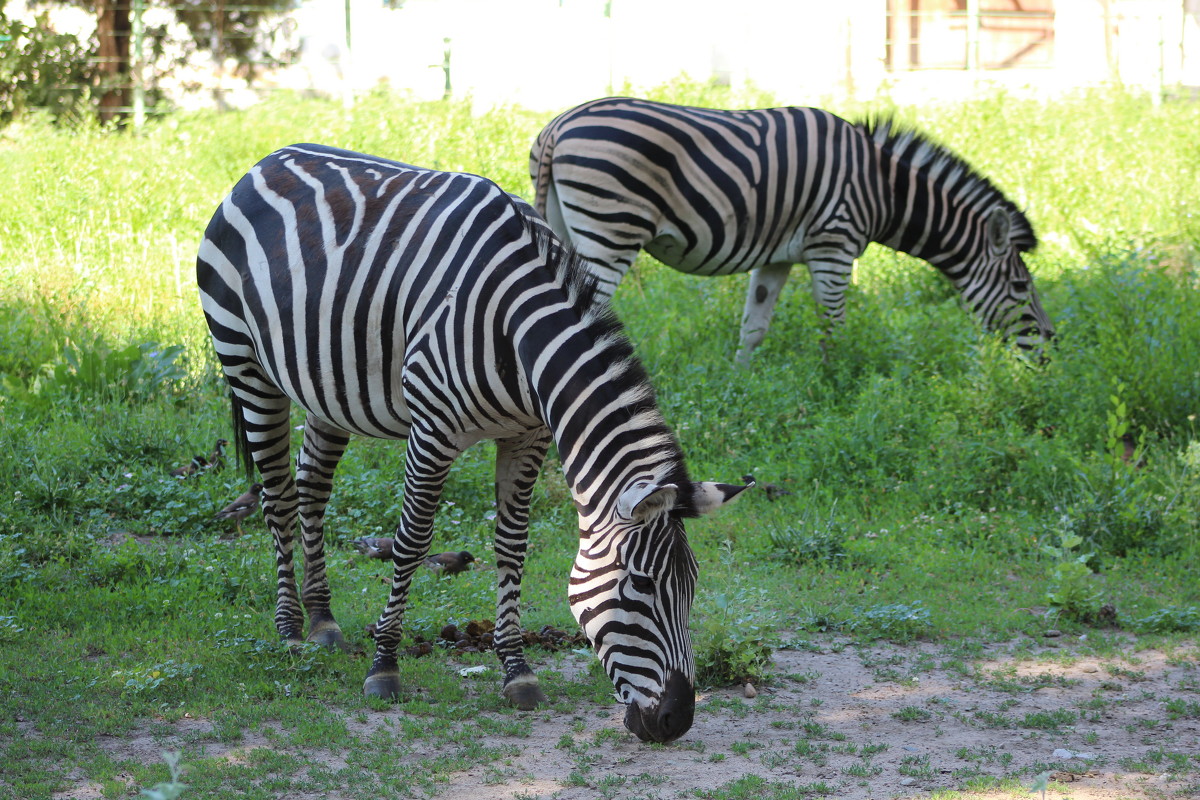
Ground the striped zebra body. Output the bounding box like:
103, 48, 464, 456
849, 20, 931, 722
530, 97, 1053, 365
197, 143, 747, 743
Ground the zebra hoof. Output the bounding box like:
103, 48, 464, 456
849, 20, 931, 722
502, 674, 548, 711
307, 622, 348, 651
363, 671, 403, 701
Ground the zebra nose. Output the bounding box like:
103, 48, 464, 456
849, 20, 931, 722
622, 672, 696, 743
653, 671, 695, 743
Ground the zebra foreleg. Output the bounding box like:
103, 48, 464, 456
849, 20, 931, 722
363, 427, 458, 700
296, 414, 351, 650
493, 431, 553, 710
736, 263, 792, 366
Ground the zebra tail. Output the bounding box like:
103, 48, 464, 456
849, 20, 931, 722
228, 390, 256, 483
529, 126, 557, 219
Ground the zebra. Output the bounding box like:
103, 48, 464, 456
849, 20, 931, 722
529, 97, 1054, 365
196, 143, 749, 743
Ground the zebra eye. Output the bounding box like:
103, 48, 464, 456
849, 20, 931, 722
629, 574, 655, 595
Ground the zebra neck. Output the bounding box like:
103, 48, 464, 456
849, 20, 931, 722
876, 164, 953, 266
873, 138, 1002, 278
516, 314, 685, 528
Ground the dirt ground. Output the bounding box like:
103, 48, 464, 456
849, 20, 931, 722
59, 636, 1199, 800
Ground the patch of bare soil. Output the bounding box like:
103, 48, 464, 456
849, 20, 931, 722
69, 637, 1199, 800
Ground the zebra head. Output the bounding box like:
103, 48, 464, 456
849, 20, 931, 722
569, 479, 748, 743
969, 207, 1055, 360
870, 119, 1054, 361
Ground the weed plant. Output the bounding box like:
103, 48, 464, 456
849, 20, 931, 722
0, 80, 1199, 797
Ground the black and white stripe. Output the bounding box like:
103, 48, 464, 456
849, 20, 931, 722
530, 97, 1054, 364
197, 143, 747, 743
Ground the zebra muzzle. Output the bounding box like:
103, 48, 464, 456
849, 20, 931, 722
623, 670, 695, 743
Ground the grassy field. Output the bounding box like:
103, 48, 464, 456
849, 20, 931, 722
1, 81, 1199, 799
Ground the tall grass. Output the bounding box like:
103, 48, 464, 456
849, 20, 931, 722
2, 79, 1198, 554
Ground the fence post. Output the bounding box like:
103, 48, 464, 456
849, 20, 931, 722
131, 0, 146, 130
966, 0, 981, 72
343, 0, 354, 109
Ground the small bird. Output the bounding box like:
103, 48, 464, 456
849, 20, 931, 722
742, 473, 792, 501
352, 536, 394, 561
424, 550, 475, 575
215, 483, 263, 535
1119, 433, 1146, 469
352, 541, 475, 576
170, 454, 209, 478
206, 438, 229, 473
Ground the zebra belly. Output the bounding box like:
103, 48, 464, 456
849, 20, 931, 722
645, 233, 793, 276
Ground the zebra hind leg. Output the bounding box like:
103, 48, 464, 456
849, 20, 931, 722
493, 432, 552, 710
296, 413, 351, 650
230, 380, 304, 646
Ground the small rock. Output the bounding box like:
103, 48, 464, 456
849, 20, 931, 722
1081, 664, 1098, 673
1044, 629, 1062, 638
743, 682, 758, 698
899, 777, 915, 786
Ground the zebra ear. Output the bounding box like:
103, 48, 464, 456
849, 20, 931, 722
688, 481, 753, 517
987, 210, 1012, 252
617, 481, 679, 522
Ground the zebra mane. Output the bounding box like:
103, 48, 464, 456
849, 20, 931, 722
859, 116, 1037, 252
523, 218, 699, 515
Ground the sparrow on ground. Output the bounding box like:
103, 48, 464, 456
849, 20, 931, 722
351, 539, 474, 575
170, 454, 209, 478
425, 550, 476, 575
207, 438, 229, 473
1119, 433, 1146, 469
352, 536, 394, 560
215, 483, 263, 535
741, 473, 793, 500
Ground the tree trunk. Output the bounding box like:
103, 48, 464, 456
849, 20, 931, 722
96, 0, 131, 123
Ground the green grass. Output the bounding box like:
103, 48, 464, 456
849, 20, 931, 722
1, 80, 1200, 798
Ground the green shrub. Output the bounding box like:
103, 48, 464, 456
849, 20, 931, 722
1052, 385, 1184, 559
36, 336, 187, 404
852, 603, 932, 641
1040, 532, 1102, 622
1131, 606, 1200, 633
693, 586, 777, 687
768, 504, 848, 565
139, 751, 188, 800
0, 10, 94, 126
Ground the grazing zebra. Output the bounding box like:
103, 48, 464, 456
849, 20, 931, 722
196, 143, 748, 743
530, 97, 1054, 365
